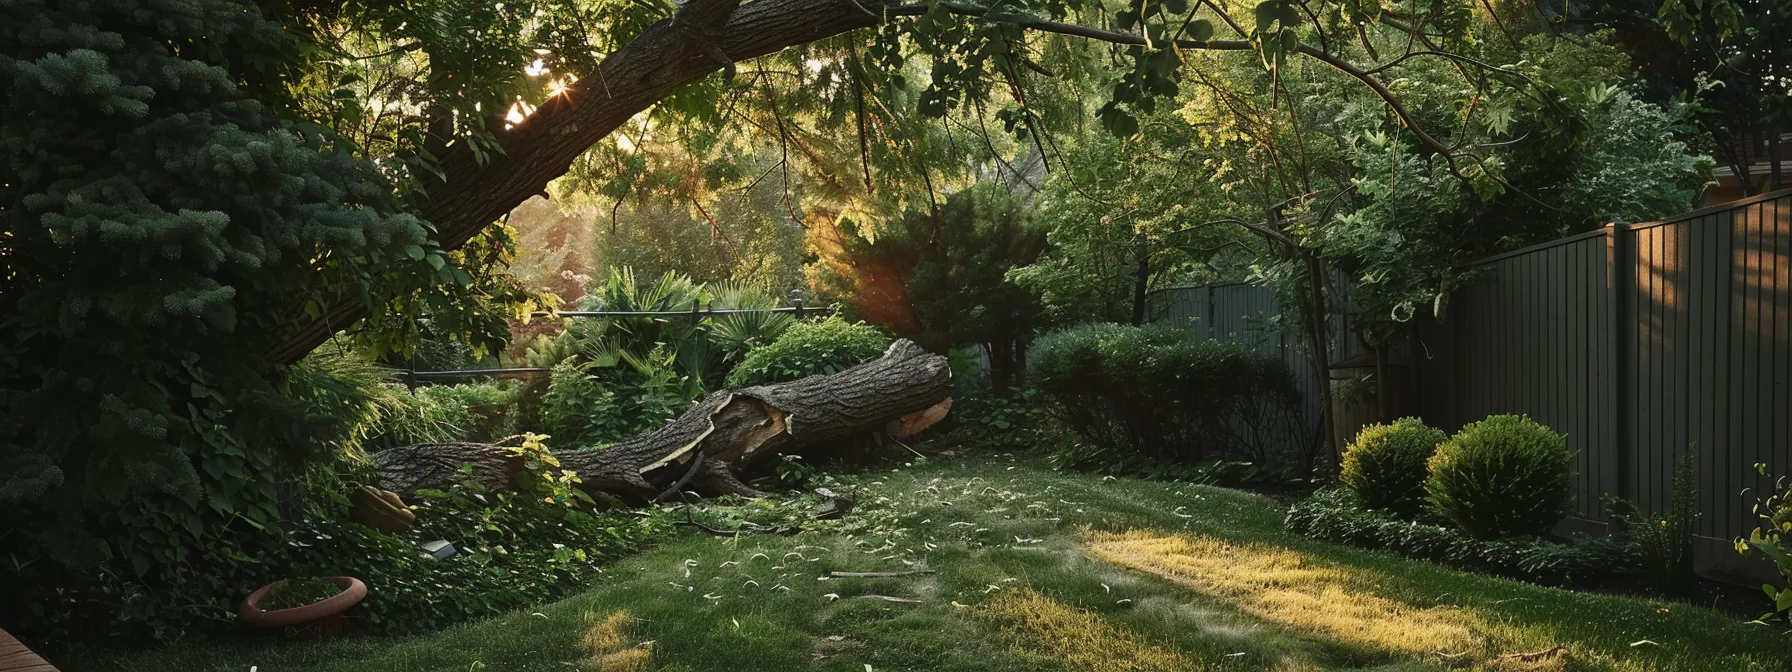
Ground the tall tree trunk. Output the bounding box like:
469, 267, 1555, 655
1770, 128, 1783, 192
373, 340, 950, 501
988, 338, 1013, 396
1129, 241, 1150, 326
1296, 248, 1340, 468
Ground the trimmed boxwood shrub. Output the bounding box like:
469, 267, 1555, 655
1339, 417, 1447, 517
1286, 488, 1631, 585
1426, 414, 1574, 538
1027, 323, 1299, 468
726, 317, 893, 387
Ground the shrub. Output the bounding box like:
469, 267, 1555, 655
1027, 323, 1301, 468
1339, 418, 1447, 517
1425, 415, 1574, 538
725, 317, 893, 387
1, 434, 663, 643
276, 435, 664, 633
540, 352, 694, 448
540, 360, 632, 447
1287, 488, 1631, 585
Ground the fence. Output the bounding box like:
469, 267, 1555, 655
1149, 282, 1366, 463
1155, 190, 1792, 574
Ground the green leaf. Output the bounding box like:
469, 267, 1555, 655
405, 244, 425, 260
1279, 4, 1303, 26
1186, 19, 1214, 42
427, 254, 446, 271
1165, 0, 1189, 14
1254, 1, 1281, 32
1104, 108, 1139, 137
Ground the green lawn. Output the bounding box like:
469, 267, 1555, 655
60, 454, 1792, 671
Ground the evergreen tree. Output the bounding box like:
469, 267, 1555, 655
0, 0, 429, 634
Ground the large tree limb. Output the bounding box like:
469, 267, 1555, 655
266, 0, 882, 365
267, 0, 1470, 365
373, 339, 950, 501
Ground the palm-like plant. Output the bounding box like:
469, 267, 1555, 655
557, 268, 797, 392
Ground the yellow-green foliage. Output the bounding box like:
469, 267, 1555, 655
1426, 415, 1574, 538
1339, 417, 1447, 517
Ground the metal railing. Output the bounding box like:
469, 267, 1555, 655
529, 303, 837, 319
399, 303, 840, 385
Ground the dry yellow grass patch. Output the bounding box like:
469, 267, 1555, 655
577, 610, 653, 672
978, 588, 1210, 671
1084, 530, 1567, 670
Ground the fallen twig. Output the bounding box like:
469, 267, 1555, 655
850, 594, 923, 603
674, 510, 781, 536
1502, 646, 1566, 661
825, 570, 936, 578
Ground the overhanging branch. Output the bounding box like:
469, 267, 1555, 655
268, 0, 1493, 365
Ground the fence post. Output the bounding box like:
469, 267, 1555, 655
1204, 286, 1216, 340
1607, 222, 1634, 503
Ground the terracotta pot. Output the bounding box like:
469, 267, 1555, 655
350, 485, 415, 534
239, 577, 368, 636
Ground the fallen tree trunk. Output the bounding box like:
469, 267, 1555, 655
374, 339, 951, 502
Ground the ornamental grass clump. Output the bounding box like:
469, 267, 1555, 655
1425, 415, 1573, 538
1339, 418, 1447, 518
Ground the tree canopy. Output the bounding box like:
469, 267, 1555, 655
0, 0, 1739, 639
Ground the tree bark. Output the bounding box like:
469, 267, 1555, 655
373, 339, 950, 501
1129, 240, 1150, 325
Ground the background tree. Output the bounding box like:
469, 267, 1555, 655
0, 0, 469, 615
1595, 0, 1790, 195
811, 181, 1048, 390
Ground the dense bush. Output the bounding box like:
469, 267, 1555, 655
1426, 415, 1574, 538
1339, 418, 1447, 517
1287, 488, 1632, 585
2, 434, 662, 642
539, 352, 694, 448
282, 436, 664, 633
1027, 323, 1302, 468
0, 0, 542, 639
726, 317, 893, 387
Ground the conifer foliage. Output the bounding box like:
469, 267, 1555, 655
0, 0, 433, 632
